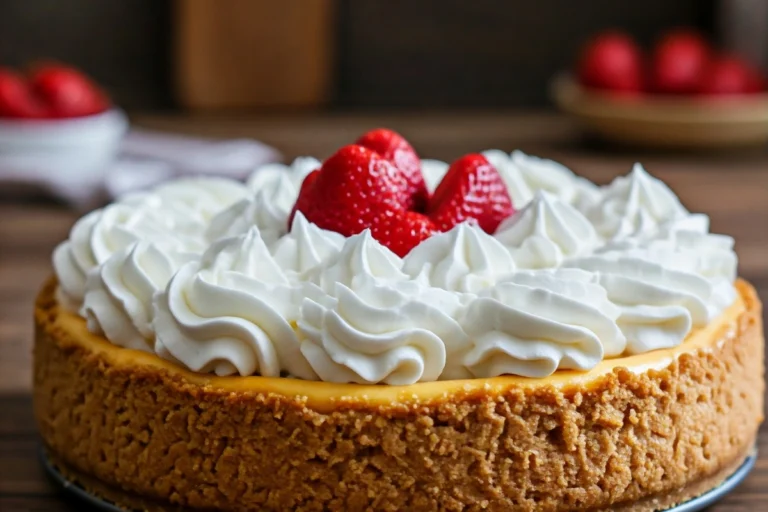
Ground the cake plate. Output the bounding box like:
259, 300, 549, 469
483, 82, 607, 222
40, 445, 757, 512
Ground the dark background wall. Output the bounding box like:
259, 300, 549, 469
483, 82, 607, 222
0, 0, 715, 110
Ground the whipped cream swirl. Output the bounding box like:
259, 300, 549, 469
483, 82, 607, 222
565, 254, 715, 354
308, 230, 409, 292
482, 150, 600, 210
153, 177, 249, 223
494, 191, 599, 269
247, 156, 320, 196
460, 269, 625, 378
82, 241, 194, 351
53, 192, 206, 311
270, 212, 345, 280
298, 278, 469, 384
403, 223, 515, 293
153, 228, 316, 379
585, 164, 690, 240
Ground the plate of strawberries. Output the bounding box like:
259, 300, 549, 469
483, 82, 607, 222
551, 28, 768, 149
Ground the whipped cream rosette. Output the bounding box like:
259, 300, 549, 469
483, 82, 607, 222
494, 191, 599, 269
585, 163, 690, 240
53, 190, 209, 312
402, 223, 516, 293
153, 227, 316, 379
82, 241, 195, 351
460, 269, 625, 378
298, 230, 470, 384
482, 149, 600, 210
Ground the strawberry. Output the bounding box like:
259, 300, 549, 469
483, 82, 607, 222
650, 29, 711, 94
291, 144, 408, 237
697, 55, 765, 95
0, 69, 48, 118
30, 64, 109, 118
428, 154, 513, 233
356, 128, 428, 211
371, 210, 437, 257
577, 31, 644, 92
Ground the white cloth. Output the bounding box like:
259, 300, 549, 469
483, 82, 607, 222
0, 112, 281, 210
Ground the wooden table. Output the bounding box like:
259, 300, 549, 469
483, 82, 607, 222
1, 112, 767, 511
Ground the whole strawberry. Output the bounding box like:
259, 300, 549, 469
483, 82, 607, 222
577, 31, 644, 92
356, 128, 428, 211
291, 144, 409, 237
650, 29, 711, 94
30, 64, 109, 118
428, 154, 514, 233
0, 68, 48, 118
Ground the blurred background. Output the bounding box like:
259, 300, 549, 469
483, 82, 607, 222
0, 0, 763, 111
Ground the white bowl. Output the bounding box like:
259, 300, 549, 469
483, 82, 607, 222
0, 109, 128, 200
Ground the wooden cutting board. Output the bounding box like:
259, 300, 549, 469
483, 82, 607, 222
173, 0, 335, 109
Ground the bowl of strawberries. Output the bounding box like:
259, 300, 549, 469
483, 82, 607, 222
0, 63, 127, 189
551, 28, 768, 149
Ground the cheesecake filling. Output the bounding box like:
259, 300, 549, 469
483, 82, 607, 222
53, 154, 739, 384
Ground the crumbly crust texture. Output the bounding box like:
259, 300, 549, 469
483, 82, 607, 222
33, 279, 764, 512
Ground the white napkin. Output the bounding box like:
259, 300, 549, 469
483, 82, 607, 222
0, 116, 281, 210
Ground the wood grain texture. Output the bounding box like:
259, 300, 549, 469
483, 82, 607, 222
0, 112, 766, 510
174, 0, 335, 108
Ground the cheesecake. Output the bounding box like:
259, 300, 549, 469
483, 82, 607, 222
34, 129, 764, 511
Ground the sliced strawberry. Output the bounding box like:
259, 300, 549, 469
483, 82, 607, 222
428, 154, 514, 233
30, 64, 109, 118
356, 128, 428, 211
292, 144, 407, 237
0, 69, 48, 118
371, 210, 437, 257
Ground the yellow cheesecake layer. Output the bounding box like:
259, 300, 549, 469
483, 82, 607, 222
50, 278, 745, 411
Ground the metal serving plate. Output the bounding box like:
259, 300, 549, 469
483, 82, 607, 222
40, 446, 757, 512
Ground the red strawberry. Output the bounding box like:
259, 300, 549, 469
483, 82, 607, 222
30, 64, 109, 118
371, 210, 437, 257
428, 154, 513, 233
356, 128, 428, 211
291, 144, 408, 237
0, 69, 48, 118
650, 29, 711, 94
697, 55, 765, 95
577, 31, 644, 92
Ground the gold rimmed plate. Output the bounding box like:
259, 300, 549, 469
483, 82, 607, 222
552, 74, 768, 150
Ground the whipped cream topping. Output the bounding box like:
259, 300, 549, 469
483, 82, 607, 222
54, 154, 741, 383
270, 212, 345, 280
403, 223, 515, 293
585, 163, 690, 240
564, 255, 714, 354
308, 230, 409, 292
82, 241, 194, 351
494, 191, 599, 269
460, 269, 625, 378
246, 156, 320, 196
299, 279, 468, 385
482, 149, 600, 210
153, 177, 249, 222
53, 190, 209, 312
206, 157, 321, 245
153, 228, 316, 379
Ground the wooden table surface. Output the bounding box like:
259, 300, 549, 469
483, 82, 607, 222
1, 111, 767, 511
